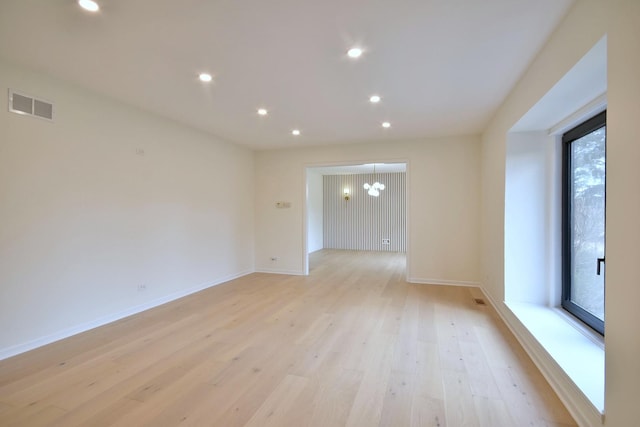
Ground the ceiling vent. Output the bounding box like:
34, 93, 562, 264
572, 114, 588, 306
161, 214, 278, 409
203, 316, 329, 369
8, 89, 54, 121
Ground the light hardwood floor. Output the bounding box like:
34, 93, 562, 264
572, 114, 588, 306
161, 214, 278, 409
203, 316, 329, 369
0, 250, 576, 427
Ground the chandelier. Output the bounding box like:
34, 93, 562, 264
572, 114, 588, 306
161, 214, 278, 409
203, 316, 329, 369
363, 164, 385, 197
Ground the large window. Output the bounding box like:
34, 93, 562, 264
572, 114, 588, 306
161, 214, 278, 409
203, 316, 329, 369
562, 111, 606, 335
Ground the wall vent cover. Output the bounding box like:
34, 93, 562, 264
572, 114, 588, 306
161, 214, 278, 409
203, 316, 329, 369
8, 89, 54, 121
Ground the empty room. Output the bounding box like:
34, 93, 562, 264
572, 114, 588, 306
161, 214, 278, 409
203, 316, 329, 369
1, 1, 639, 426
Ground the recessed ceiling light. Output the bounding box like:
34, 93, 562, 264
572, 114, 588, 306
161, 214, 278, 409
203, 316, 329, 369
78, 0, 99, 12
198, 73, 213, 82
292, 129, 301, 136
347, 47, 363, 59
257, 108, 268, 116
382, 122, 391, 128
369, 95, 381, 103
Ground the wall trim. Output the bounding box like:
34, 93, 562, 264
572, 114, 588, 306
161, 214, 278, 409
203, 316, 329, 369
478, 287, 604, 427
0, 270, 253, 361
254, 268, 306, 276
408, 277, 480, 287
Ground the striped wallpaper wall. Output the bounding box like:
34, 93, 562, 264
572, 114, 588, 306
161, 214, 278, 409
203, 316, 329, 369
323, 172, 406, 252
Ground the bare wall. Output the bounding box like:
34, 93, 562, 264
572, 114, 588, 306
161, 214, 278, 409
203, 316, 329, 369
0, 60, 255, 358
306, 169, 323, 253
254, 136, 481, 285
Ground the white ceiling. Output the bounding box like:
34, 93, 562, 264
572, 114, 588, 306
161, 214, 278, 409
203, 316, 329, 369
0, 0, 574, 149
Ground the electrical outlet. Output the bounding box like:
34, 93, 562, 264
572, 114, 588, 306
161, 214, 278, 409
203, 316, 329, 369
137, 284, 147, 291
382, 238, 390, 245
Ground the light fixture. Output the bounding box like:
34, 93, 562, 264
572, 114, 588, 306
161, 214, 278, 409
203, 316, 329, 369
347, 47, 363, 59
343, 188, 350, 201
198, 73, 213, 82
292, 129, 301, 136
369, 95, 381, 103
257, 108, 268, 116
363, 164, 385, 197
78, 0, 99, 12
382, 121, 391, 128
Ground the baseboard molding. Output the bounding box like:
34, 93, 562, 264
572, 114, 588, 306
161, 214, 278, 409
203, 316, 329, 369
478, 287, 604, 427
0, 270, 253, 361
407, 277, 480, 287
254, 268, 306, 276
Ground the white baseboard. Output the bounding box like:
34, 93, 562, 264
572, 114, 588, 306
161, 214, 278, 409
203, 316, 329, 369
478, 287, 604, 427
254, 268, 306, 276
0, 270, 252, 361
408, 277, 480, 287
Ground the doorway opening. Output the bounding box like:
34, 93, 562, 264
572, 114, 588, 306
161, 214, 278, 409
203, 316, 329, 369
303, 161, 409, 278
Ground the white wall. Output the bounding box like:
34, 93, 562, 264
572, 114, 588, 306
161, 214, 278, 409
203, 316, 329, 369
481, 1, 640, 425
0, 60, 255, 358
604, 2, 640, 425
306, 169, 323, 253
255, 137, 481, 285
504, 132, 560, 304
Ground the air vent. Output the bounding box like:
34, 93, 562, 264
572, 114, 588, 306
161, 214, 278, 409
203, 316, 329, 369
8, 89, 54, 121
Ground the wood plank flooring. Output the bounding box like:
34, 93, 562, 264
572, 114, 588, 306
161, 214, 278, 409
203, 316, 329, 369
0, 250, 576, 426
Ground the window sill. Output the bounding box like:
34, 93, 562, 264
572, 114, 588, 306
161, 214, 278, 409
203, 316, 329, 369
506, 302, 604, 414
